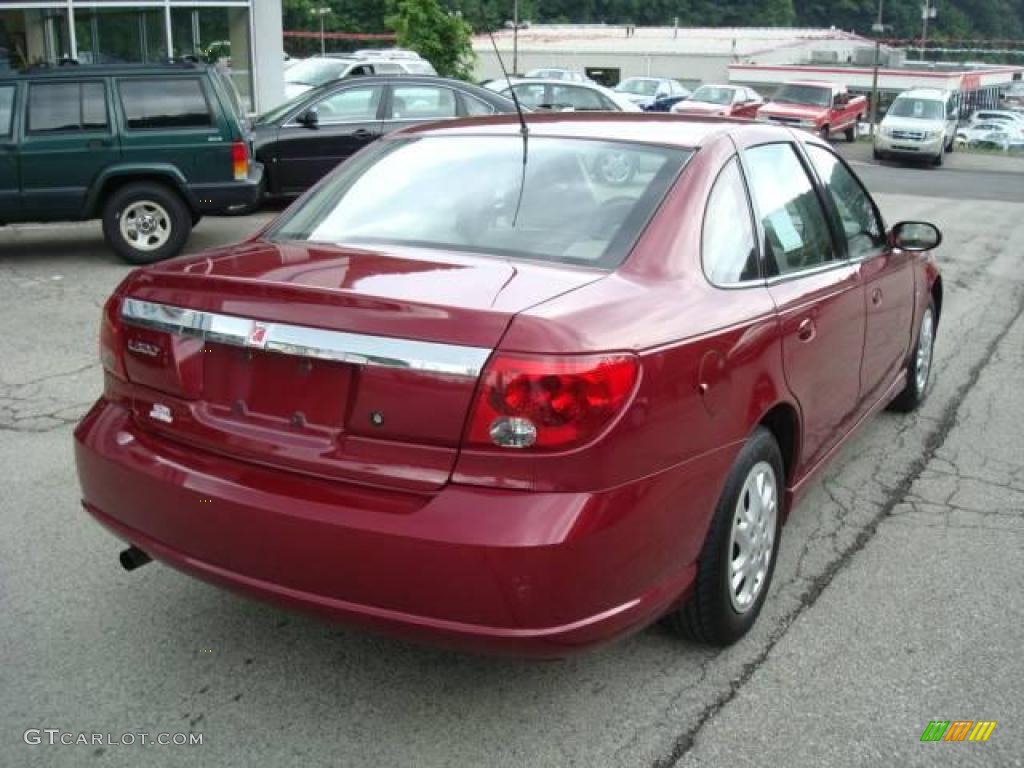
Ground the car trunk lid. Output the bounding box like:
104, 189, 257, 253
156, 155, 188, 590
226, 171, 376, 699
114, 240, 603, 491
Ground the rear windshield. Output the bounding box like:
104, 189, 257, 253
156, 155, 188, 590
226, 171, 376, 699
267, 135, 690, 269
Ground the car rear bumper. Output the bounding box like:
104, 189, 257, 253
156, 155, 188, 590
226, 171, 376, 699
190, 163, 264, 213
74, 399, 728, 657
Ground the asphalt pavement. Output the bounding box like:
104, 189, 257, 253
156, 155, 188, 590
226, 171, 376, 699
1, 163, 1022, 767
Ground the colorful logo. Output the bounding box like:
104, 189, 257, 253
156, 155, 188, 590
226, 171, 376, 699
920, 721, 997, 742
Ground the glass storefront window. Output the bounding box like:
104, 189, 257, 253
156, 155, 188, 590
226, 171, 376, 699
171, 6, 253, 111
75, 9, 167, 64
0, 8, 72, 69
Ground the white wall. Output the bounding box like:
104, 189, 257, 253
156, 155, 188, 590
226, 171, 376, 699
475, 50, 732, 87
252, 0, 285, 112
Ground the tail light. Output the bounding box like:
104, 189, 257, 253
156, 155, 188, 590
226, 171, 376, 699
465, 353, 639, 450
99, 294, 127, 381
231, 140, 249, 181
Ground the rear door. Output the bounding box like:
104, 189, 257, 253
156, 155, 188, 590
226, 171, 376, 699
114, 75, 233, 190
742, 141, 865, 472
804, 143, 914, 411
0, 82, 18, 219
274, 82, 385, 194
19, 78, 119, 219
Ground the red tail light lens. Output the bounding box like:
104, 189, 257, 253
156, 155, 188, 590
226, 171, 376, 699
99, 294, 127, 381
466, 353, 639, 450
231, 140, 248, 181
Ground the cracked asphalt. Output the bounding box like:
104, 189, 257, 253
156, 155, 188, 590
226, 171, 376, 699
2, 178, 1022, 767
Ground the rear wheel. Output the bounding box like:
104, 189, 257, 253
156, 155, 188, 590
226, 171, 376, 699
102, 182, 192, 264
845, 120, 859, 142
819, 125, 830, 142
667, 427, 783, 646
890, 299, 936, 412
945, 135, 954, 153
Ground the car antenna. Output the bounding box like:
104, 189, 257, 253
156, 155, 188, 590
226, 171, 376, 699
487, 30, 528, 227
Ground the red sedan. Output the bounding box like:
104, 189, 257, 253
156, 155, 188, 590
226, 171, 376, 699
74, 114, 942, 656
672, 84, 765, 119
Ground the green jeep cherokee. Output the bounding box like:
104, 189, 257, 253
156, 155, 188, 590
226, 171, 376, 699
0, 62, 263, 264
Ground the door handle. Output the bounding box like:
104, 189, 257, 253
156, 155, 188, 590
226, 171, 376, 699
796, 318, 816, 342
350, 129, 374, 140
871, 287, 883, 306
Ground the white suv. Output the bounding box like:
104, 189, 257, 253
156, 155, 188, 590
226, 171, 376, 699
875, 89, 959, 166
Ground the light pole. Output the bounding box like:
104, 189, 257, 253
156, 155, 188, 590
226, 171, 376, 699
920, 0, 936, 61
312, 7, 331, 57
869, 0, 885, 135
513, 0, 519, 74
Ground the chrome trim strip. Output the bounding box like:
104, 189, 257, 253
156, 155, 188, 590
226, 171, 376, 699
121, 298, 491, 378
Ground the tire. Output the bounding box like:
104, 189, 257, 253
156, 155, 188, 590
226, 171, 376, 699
932, 151, 943, 167
102, 182, 192, 265
873, 147, 883, 161
844, 120, 859, 142
666, 427, 784, 646
945, 136, 954, 154
890, 298, 936, 413
819, 125, 830, 142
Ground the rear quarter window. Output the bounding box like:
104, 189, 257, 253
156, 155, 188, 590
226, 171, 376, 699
118, 78, 213, 130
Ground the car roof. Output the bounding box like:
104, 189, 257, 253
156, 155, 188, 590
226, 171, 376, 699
393, 112, 762, 149
1, 61, 210, 79
503, 79, 602, 88
896, 88, 950, 99
786, 80, 837, 88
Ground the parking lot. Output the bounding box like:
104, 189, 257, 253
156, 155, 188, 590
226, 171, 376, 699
2, 152, 1023, 767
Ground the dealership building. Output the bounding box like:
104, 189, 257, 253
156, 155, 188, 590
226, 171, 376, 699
0, 0, 285, 112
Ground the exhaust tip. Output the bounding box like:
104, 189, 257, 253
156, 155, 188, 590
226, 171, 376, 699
119, 546, 152, 571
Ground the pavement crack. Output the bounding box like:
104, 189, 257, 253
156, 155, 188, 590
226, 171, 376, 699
650, 287, 1024, 768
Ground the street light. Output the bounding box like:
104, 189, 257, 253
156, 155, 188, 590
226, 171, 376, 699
869, 0, 886, 135
312, 7, 331, 57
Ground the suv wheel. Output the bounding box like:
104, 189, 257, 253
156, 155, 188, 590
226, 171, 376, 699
103, 182, 192, 264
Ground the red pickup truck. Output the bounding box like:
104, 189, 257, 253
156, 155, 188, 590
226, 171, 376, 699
756, 81, 867, 142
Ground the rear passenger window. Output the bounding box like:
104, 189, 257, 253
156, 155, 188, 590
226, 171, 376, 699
28, 81, 108, 133
462, 94, 496, 116
391, 86, 456, 119
0, 86, 13, 136
118, 79, 211, 130
744, 143, 835, 277
703, 157, 759, 284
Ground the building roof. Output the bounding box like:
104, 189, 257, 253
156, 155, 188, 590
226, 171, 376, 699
474, 25, 869, 58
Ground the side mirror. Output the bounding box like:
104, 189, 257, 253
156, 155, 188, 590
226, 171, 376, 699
298, 107, 319, 128
890, 221, 942, 252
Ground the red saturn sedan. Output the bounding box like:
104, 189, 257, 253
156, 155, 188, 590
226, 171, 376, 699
74, 113, 942, 656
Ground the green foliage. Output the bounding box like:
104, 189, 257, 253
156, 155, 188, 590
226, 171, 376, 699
280, 0, 1024, 45
385, 0, 476, 79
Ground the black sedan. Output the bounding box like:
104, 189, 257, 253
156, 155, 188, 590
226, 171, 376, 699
252, 76, 520, 197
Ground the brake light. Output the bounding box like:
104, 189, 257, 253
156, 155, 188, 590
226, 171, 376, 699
231, 140, 248, 181
465, 353, 639, 450
99, 294, 127, 380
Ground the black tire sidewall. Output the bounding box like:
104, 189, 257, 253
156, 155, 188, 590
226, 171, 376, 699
103, 183, 191, 264
890, 298, 936, 412
680, 427, 784, 645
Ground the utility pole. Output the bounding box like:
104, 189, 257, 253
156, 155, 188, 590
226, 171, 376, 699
920, 0, 936, 61
869, 0, 885, 135
512, 0, 519, 74
312, 7, 331, 57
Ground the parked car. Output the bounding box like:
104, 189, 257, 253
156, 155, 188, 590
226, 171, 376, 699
253, 75, 519, 197
75, 114, 942, 655
672, 85, 763, 118
968, 109, 1024, 126
284, 57, 378, 100
757, 81, 867, 141
342, 50, 438, 76
523, 68, 589, 82
957, 121, 1024, 152
613, 77, 689, 110
0, 62, 262, 264
874, 88, 959, 166
493, 78, 642, 112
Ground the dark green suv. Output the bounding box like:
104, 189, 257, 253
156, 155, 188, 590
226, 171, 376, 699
0, 62, 263, 263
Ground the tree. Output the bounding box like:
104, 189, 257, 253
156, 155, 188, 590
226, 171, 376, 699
386, 0, 476, 79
